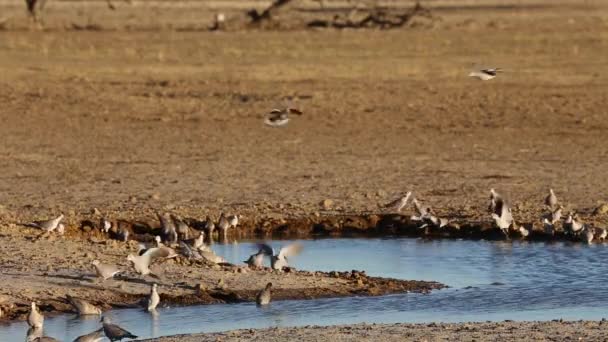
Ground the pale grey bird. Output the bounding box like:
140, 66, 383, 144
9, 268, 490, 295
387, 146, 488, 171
488, 188, 503, 215
72, 328, 105, 342
28, 302, 44, 329
516, 223, 529, 238
66, 294, 102, 315
217, 212, 230, 239
101, 316, 138, 341
257, 243, 303, 270
469, 67, 501, 81
127, 246, 177, 277
491, 199, 513, 237
383, 191, 412, 213
583, 226, 594, 244
158, 212, 178, 244
227, 214, 241, 229
597, 227, 607, 241
171, 214, 190, 240
256, 282, 272, 305
564, 214, 584, 235
118, 226, 129, 242
204, 216, 215, 240
546, 205, 563, 224
101, 218, 112, 233
26, 327, 43, 342
543, 218, 554, 236
56, 223, 65, 235
244, 248, 267, 269
179, 241, 202, 260
147, 284, 160, 312
264, 106, 303, 127
138, 236, 164, 256
92, 260, 121, 281
411, 198, 432, 221
425, 214, 449, 229
25, 214, 64, 232
545, 189, 558, 210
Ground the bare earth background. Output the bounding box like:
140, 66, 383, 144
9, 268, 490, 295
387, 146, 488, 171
0, 0, 608, 339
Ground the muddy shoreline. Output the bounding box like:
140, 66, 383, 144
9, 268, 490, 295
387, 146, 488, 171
0, 219, 445, 323
142, 320, 608, 341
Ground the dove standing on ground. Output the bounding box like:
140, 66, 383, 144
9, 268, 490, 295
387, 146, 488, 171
101, 218, 112, 233
92, 260, 121, 281
469, 67, 501, 80
72, 328, 105, 342
204, 216, 215, 241
256, 282, 273, 305
217, 212, 230, 239
545, 189, 558, 210
27, 327, 43, 342
583, 226, 594, 244
257, 243, 303, 270
28, 302, 44, 329
101, 316, 138, 341
26, 214, 64, 232
543, 218, 555, 236
244, 248, 268, 269
147, 284, 160, 312
171, 214, 190, 240
227, 214, 241, 229
384, 191, 412, 213
564, 214, 584, 235
516, 223, 529, 238
548, 205, 563, 224
158, 212, 178, 244
179, 241, 202, 259
66, 295, 102, 315
597, 227, 607, 241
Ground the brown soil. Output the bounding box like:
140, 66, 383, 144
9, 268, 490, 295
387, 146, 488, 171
0, 0, 607, 326
143, 320, 608, 341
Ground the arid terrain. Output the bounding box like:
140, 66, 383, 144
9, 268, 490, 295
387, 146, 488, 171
1, 0, 608, 339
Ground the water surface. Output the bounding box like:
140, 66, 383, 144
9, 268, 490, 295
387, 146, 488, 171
2, 238, 607, 341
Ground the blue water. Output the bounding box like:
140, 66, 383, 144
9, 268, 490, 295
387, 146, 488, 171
3, 238, 608, 341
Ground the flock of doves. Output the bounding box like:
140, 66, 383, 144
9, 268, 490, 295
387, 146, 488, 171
21, 211, 301, 342
264, 67, 501, 127
383, 188, 604, 243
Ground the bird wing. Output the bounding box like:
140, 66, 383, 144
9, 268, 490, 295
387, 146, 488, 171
105, 323, 136, 338
278, 243, 303, 259
257, 243, 275, 256
143, 247, 178, 259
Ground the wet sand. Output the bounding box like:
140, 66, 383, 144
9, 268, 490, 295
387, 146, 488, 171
144, 320, 608, 341
0, 223, 443, 321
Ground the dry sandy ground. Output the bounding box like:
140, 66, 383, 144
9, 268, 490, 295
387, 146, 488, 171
1, 0, 608, 334
0, 0, 607, 225
145, 320, 608, 341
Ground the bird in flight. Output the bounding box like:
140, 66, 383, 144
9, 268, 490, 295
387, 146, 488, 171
468, 67, 501, 81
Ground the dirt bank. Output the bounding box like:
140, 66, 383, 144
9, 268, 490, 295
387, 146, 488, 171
0, 223, 444, 322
